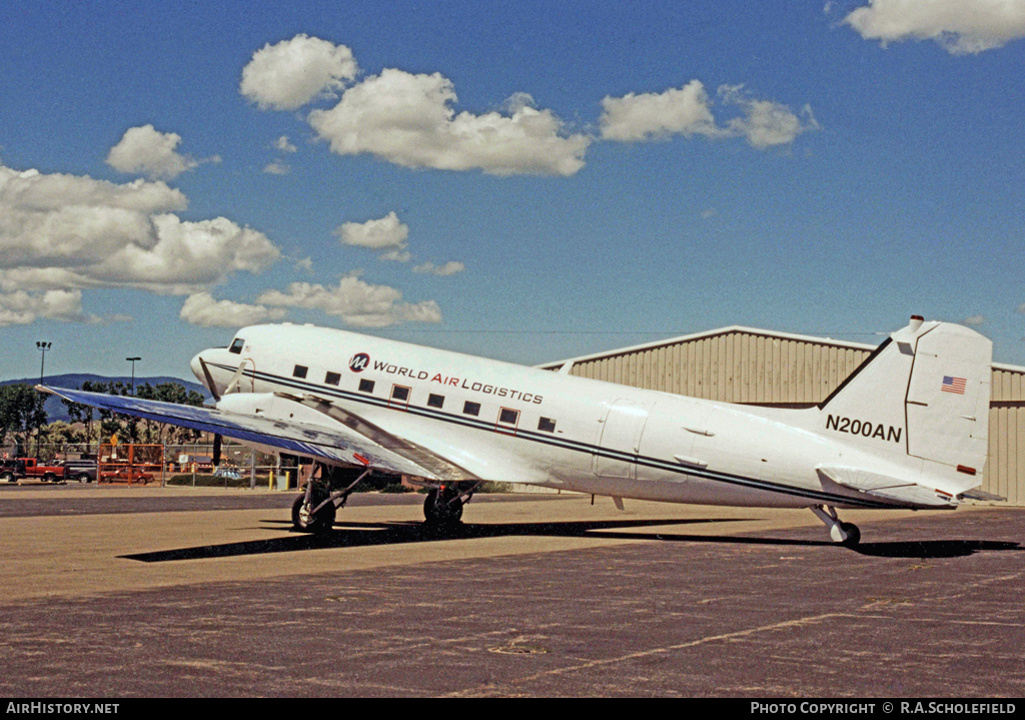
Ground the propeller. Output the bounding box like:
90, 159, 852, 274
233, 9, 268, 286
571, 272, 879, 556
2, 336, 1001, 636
199, 357, 248, 401
199, 356, 222, 402
198, 356, 244, 469
222, 362, 247, 395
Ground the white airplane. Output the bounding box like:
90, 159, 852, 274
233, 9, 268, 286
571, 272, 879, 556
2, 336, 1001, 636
40, 315, 993, 546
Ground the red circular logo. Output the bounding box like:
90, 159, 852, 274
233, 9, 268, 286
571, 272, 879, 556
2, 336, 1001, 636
349, 353, 370, 372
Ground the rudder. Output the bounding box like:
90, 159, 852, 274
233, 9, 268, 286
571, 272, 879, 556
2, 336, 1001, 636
904, 321, 992, 476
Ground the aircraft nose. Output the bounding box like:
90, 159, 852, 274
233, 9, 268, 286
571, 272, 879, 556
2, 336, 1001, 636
190, 352, 206, 385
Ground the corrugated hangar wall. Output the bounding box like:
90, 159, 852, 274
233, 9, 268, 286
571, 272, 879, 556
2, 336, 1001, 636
544, 326, 1025, 506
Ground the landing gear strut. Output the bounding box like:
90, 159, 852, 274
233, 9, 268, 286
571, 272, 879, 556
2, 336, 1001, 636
291, 464, 369, 534
811, 505, 861, 547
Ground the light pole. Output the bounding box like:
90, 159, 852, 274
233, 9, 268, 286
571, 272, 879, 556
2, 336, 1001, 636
126, 357, 141, 395
36, 341, 51, 384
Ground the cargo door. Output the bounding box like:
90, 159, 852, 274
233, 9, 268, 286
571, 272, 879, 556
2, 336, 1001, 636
594, 399, 650, 479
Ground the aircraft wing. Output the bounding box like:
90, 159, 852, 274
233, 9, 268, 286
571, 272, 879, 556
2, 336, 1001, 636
37, 386, 474, 481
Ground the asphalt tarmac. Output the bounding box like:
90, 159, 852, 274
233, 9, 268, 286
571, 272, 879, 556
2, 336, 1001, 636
0, 482, 1022, 698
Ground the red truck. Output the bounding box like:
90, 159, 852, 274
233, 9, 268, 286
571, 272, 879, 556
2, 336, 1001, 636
0, 458, 67, 483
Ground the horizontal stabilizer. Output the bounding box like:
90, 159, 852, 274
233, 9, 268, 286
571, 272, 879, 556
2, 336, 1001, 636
959, 488, 1006, 502
817, 465, 956, 507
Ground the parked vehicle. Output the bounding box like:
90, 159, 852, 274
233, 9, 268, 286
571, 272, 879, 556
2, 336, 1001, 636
99, 466, 154, 484
0, 458, 67, 483
213, 466, 243, 480
0, 458, 25, 483
55, 459, 98, 483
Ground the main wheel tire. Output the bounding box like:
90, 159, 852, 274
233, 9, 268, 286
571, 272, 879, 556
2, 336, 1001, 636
839, 522, 861, 547
423, 487, 463, 527
291, 492, 336, 534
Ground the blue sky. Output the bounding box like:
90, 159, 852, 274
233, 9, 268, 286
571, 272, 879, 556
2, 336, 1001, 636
2, 0, 1024, 382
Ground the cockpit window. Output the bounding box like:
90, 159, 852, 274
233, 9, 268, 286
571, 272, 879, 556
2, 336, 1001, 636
229, 337, 245, 355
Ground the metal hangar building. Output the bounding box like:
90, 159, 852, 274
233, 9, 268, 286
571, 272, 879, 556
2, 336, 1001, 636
541, 325, 1025, 507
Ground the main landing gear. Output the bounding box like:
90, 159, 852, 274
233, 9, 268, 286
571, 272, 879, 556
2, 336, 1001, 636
422, 483, 479, 530
810, 505, 861, 547
291, 464, 368, 535
291, 464, 481, 535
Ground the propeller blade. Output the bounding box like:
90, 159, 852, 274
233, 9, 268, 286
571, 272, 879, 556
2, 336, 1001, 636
199, 357, 221, 402
223, 362, 247, 395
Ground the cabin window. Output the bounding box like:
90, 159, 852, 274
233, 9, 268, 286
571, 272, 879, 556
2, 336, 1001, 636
496, 407, 520, 435
229, 337, 245, 354
293, 365, 308, 379
499, 408, 519, 425
428, 394, 445, 409
538, 417, 556, 433
390, 385, 411, 408
463, 401, 481, 417
325, 371, 341, 386
358, 379, 375, 393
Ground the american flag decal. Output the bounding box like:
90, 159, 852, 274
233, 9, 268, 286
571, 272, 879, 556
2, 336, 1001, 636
942, 376, 967, 395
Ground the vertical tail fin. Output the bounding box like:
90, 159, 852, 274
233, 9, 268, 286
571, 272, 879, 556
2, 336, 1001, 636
819, 316, 992, 487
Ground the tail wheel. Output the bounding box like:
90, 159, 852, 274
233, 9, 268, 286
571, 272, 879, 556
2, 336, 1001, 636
291, 492, 336, 534
839, 522, 861, 547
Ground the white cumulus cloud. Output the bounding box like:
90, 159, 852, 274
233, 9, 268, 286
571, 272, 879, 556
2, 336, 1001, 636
179, 292, 286, 328
718, 86, 820, 149
412, 261, 465, 277
844, 0, 1025, 54
0, 289, 112, 327
257, 273, 442, 327
273, 136, 298, 153
0, 161, 281, 298
600, 81, 818, 149
263, 161, 290, 175
336, 211, 409, 251
599, 80, 721, 142
307, 69, 590, 176
78, 214, 281, 293
106, 125, 209, 180
240, 34, 359, 110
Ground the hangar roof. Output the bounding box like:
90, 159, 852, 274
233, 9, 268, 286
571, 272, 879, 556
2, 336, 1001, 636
538, 325, 877, 370
539, 324, 1025, 404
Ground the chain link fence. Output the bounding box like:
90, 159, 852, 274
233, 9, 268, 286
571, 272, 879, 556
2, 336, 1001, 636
1, 440, 297, 489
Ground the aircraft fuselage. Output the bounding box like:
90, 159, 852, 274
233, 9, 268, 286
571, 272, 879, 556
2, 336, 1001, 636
192, 323, 937, 511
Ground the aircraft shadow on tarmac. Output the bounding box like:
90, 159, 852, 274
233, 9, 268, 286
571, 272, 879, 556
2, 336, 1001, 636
120, 516, 1024, 563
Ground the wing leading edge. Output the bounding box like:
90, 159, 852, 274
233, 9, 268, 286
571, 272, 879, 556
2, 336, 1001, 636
37, 385, 473, 481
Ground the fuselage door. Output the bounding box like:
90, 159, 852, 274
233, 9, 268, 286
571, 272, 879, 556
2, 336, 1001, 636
594, 399, 650, 479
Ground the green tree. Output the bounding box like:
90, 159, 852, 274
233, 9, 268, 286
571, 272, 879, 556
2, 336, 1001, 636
61, 379, 101, 454
0, 384, 48, 456
35, 420, 86, 458
152, 382, 204, 444
88, 380, 204, 446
